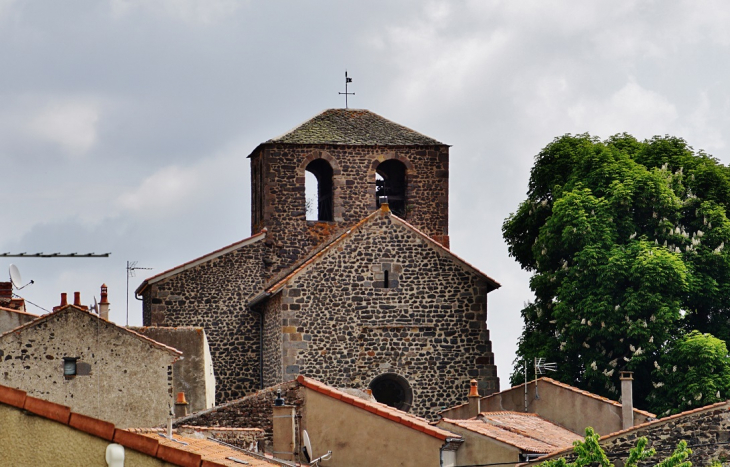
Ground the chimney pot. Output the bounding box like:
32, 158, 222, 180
99, 284, 110, 320
468, 379, 480, 398
174, 392, 189, 418
100, 284, 109, 304
73, 292, 81, 306
60, 293, 68, 307
467, 378, 481, 418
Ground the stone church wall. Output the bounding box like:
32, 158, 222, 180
142, 239, 268, 402
262, 211, 499, 419
251, 144, 450, 273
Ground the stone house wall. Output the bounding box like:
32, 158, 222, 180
259, 210, 499, 420
250, 144, 450, 273
0, 307, 177, 428
174, 380, 303, 451
0, 308, 37, 334
141, 238, 268, 403
532, 402, 730, 467
262, 294, 283, 388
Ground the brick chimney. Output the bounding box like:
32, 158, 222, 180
0, 282, 12, 300
99, 284, 110, 320
53, 293, 68, 311
620, 371, 634, 430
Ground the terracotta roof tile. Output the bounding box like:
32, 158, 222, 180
262, 108, 445, 146
297, 375, 460, 441
0, 382, 281, 466
441, 412, 581, 454
136, 230, 267, 294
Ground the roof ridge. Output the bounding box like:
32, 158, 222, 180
297, 375, 460, 441
0, 305, 182, 357
0, 305, 38, 317
136, 229, 267, 294
0, 384, 224, 467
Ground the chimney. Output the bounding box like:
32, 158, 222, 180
174, 392, 189, 418
620, 371, 634, 430
0, 282, 12, 300
99, 284, 110, 320
73, 291, 81, 307
379, 196, 390, 212
53, 293, 68, 311
467, 379, 481, 418
272, 391, 296, 461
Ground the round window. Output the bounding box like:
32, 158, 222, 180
369, 373, 413, 412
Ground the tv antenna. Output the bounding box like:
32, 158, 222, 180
338, 71, 354, 109
523, 357, 557, 412
9, 264, 33, 290
302, 430, 332, 466
0, 252, 110, 257
126, 261, 152, 326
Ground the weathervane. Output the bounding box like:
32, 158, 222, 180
338, 70, 354, 109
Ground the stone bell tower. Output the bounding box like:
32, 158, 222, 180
248, 108, 450, 273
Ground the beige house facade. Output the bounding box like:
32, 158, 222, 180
0, 303, 180, 428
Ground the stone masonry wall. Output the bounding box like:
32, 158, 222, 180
142, 238, 268, 403
0, 307, 176, 428
251, 144, 450, 274
263, 210, 499, 420
262, 294, 282, 388
174, 380, 304, 452
536, 403, 730, 467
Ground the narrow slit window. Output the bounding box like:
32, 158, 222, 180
305, 159, 334, 221
383, 269, 389, 288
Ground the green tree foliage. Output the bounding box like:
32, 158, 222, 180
648, 331, 730, 416
540, 427, 692, 467
504, 134, 730, 411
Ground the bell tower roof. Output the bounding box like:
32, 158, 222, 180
259, 108, 446, 148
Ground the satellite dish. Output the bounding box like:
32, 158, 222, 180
90, 296, 99, 315
302, 430, 313, 463
9, 264, 21, 289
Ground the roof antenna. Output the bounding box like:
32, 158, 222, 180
338, 70, 354, 109
126, 261, 152, 326
534, 357, 557, 400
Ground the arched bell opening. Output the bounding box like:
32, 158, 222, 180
305, 159, 334, 221
375, 159, 407, 218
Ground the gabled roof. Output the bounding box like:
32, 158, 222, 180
0, 304, 181, 358
529, 400, 730, 464
441, 377, 654, 419
131, 428, 281, 466
441, 412, 581, 454
0, 384, 237, 467
255, 108, 445, 148
297, 375, 460, 442
250, 207, 499, 306
0, 305, 38, 318
136, 230, 267, 295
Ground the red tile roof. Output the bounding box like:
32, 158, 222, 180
256, 208, 499, 302
136, 230, 267, 294
441, 412, 582, 454
0, 384, 281, 467
296, 375, 460, 441
0, 304, 182, 358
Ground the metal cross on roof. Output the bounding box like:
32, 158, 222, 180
338, 70, 355, 109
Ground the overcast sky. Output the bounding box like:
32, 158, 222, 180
3, 0, 730, 386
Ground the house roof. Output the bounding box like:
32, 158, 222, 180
528, 400, 730, 464
297, 375, 461, 442
136, 230, 267, 294
441, 412, 582, 454
0, 383, 252, 467
250, 206, 499, 306
0, 304, 182, 358
0, 305, 38, 318
256, 108, 445, 148
441, 377, 655, 419
131, 429, 281, 466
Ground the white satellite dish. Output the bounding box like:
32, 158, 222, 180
302, 430, 313, 463
301, 429, 332, 465
9, 264, 21, 289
